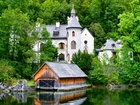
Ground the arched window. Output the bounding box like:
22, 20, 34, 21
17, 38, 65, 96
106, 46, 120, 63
59, 53, 65, 61
84, 49, 88, 53
58, 42, 65, 49
67, 32, 69, 37
67, 54, 70, 62
72, 31, 75, 37
71, 41, 76, 49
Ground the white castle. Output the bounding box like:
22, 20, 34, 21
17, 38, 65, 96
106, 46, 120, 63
34, 6, 94, 63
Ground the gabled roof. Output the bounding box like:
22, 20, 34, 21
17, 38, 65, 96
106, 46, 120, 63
46, 25, 67, 38
32, 62, 87, 78
81, 28, 94, 37
101, 38, 121, 50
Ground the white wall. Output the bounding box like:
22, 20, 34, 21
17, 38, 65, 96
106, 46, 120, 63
81, 28, 94, 54
67, 28, 82, 61
98, 50, 113, 64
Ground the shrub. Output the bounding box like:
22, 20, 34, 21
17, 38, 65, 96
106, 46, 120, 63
89, 68, 108, 85
0, 60, 14, 83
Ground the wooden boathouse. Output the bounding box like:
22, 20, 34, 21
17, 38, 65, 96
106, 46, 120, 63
32, 62, 87, 90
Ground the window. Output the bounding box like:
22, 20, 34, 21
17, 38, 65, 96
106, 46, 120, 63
71, 41, 76, 49
72, 31, 75, 37
112, 52, 116, 56
84, 49, 88, 53
67, 32, 69, 37
59, 42, 65, 49
84, 40, 87, 44
112, 43, 115, 47
53, 30, 59, 36
59, 53, 65, 61
67, 54, 70, 62
72, 53, 75, 57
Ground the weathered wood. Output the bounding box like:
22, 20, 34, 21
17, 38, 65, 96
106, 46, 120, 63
34, 64, 58, 83
59, 78, 86, 86
32, 62, 87, 90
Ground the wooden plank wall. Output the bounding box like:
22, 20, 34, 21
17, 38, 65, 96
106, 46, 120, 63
59, 78, 86, 86
33, 64, 58, 83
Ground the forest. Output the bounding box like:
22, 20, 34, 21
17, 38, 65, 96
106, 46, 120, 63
0, 0, 139, 85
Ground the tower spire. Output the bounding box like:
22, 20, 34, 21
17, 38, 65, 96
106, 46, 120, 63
72, 4, 74, 9
71, 4, 75, 17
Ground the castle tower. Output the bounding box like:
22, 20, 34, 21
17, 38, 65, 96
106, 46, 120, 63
66, 6, 82, 62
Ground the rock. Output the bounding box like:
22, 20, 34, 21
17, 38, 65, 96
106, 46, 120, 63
0, 80, 35, 92
0, 83, 7, 90
0, 93, 6, 99
107, 83, 129, 91
12, 80, 33, 92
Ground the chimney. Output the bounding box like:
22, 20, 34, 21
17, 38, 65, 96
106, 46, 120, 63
56, 22, 60, 28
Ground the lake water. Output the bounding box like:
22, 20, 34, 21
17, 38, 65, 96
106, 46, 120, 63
0, 88, 140, 105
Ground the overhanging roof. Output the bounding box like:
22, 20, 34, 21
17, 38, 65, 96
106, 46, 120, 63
32, 62, 87, 78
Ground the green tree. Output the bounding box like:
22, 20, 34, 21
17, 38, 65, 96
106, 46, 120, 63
71, 50, 93, 75
118, 47, 140, 85
118, 0, 140, 62
28, 0, 41, 22
0, 7, 37, 78
39, 25, 58, 64
0, 60, 14, 83
0, 0, 9, 15
88, 56, 108, 85
39, 0, 70, 24
9, 0, 30, 13
88, 0, 124, 48
40, 39, 58, 63
89, 23, 105, 48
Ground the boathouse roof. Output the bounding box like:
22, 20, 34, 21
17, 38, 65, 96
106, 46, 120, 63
32, 62, 87, 78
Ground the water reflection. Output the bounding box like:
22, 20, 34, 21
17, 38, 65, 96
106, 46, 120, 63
0, 88, 140, 105
0, 92, 33, 103
34, 90, 87, 105
0, 89, 86, 105
84, 88, 140, 105
12, 92, 30, 103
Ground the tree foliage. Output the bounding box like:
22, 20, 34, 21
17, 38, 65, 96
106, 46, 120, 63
118, 0, 140, 62
71, 50, 93, 75
40, 38, 58, 63
0, 60, 14, 83
0, 7, 38, 78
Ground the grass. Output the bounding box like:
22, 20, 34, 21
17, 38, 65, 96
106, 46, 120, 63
27, 80, 36, 87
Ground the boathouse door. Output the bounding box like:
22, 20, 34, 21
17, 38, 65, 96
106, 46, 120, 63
39, 80, 55, 88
